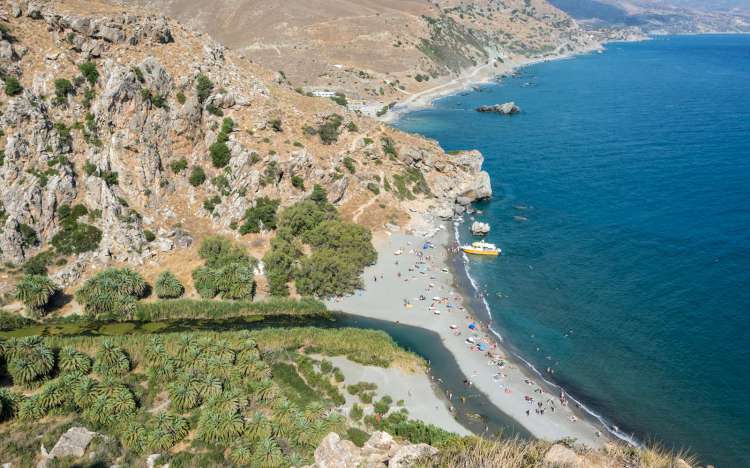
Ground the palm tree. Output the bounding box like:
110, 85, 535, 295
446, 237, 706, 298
121, 420, 147, 451
193, 374, 223, 400
5, 337, 54, 386
251, 436, 284, 468
168, 379, 200, 411
196, 409, 244, 445
154, 271, 184, 299
58, 346, 92, 374
17, 395, 46, 421
38, 379, 67, 411
93, 340, 130, 376
244, 411, 272, 443
15, 274, 58, 317
229, 443, 254, 465
73, 376, 98, 409
0, 389, 19, 421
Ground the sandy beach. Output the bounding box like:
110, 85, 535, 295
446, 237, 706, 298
327, 225, 609, 448
326, 355, 472, 436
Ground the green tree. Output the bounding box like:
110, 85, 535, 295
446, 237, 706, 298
154, 271, 185, 299
15, 274, 58, 317
240, 197, 280, 234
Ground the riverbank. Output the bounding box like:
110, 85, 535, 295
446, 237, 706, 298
381, 43, 604, 123
327, 224, 608, 448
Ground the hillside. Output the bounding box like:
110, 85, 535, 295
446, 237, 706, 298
0, 0, 491, 303
116, 0, 598, 114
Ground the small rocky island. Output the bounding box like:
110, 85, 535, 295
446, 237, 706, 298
476, 101, 521, 115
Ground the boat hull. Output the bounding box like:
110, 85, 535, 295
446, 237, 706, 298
461, 248, 500, 256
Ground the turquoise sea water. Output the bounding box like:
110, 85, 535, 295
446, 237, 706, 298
396, 35, 750, 467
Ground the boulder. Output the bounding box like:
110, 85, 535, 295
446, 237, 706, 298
313, 432, 363, 468
390, 443, 438, 468
46, 426, 96, 460
471, 221, 490, 235
476, 101, 521, 115
543, 443, 581, 467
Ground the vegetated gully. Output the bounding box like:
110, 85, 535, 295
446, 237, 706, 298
1, 311, 530, 439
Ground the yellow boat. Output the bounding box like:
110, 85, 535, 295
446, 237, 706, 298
461, 241, 501, 256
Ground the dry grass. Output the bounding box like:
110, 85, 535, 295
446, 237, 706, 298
413, 436, 699, 468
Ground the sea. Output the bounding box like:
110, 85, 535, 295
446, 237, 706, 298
395, 35, 750, 467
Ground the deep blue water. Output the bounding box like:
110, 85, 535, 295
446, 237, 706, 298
396, 35, 750, 467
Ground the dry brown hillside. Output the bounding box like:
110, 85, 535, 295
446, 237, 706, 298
116, 0, 598, 112
0, 0, 489, 302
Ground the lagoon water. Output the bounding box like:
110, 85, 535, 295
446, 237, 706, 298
396, 35, 750, 467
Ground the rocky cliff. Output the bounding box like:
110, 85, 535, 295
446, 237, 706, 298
0, 0, 490, 294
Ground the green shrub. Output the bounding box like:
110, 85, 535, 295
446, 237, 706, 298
176, 91, 186, 104
349, 404, 364, 422
195, 74, 213, 103
269, 118, 283, 132
4, 76, 22, 96
143, 229, 156, 242
75, 268, 147, 319
364, 411, 455, 446
330, 93, 347, 107
53, 78, 73, 105
240, 197, 279, 234
366, 182, 380, 195
51, 204, 101, 255
15, 274, 58, 317
291, 175, 305, 190
78, 62, 99, 86
206, 104, 223, 116
342, 157, 356, 174
22, 250, 55, 275
189, 166, 206, 186
318, 114, 342, 144
209, 141, 231, 168
17, 223, 39, 248
154, 271, 185, 299
347, 121, 358, 132
170, 158, 188, 173
347, 427, 369, 447
203, 195, 221, 213
382, 137, 397, 158
212, 174, 230, 195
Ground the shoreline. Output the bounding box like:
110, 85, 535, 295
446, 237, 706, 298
380, 43, 605, 123
326, 222, 612, 448
447, 219, 640, 447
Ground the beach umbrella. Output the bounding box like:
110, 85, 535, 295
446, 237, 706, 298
468, 323, 476, 330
